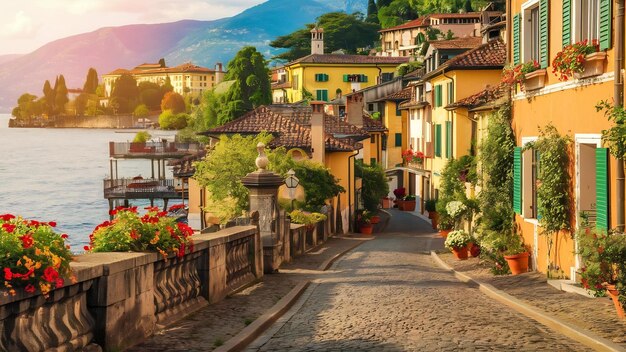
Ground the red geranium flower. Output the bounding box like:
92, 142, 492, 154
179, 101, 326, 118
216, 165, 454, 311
48, 221, 57, 227
2, 223, 16, 233
55, 277, 64, 289
61, 234, 69, 239
20, 234, 34, 249
24, 284, 36, 293
4, 268, 13, 280
0, 214, 15, 221
43, 267, 59, 283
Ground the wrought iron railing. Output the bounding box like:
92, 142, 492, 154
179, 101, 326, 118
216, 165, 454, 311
103, 178, 178, 198
109, 142, 203, 157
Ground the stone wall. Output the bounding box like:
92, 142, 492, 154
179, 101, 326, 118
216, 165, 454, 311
0, 225, 262, 352
9, 114, 159, 129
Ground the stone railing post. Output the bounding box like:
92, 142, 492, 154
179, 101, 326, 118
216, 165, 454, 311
242, 142, 284, 273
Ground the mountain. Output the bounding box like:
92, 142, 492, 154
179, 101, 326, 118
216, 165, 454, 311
0, 0, 367, 112
0, 54, 23, 65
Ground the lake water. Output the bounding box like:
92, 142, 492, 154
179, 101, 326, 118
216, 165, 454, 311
0, 114, 177, 251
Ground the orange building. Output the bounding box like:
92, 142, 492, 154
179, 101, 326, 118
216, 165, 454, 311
508, 0, 622, 278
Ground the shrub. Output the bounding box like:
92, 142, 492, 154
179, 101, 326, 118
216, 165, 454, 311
289, 210, 327, 227
86, 206, 194, 259
159, 110, 189, 130
133, 131, 151, 143
0, 214, 74, 297
355, 160, 389, 212
444, 230, 471, 249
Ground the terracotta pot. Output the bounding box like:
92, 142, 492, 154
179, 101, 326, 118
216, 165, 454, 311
451, 246, 469, 260
603, 283, 625, 319
370, 215, 380, 224
381, 198, 392, 209
523, 69, 547, 91
430, 212, 439, 230
504, 252, 530, 275
401, 200, 416, 211
439, 229, 451, 238
574, 51, 607, 79
360, 223, 373, 235
468, 242, 481, 257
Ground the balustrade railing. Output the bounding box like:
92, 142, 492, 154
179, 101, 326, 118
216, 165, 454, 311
109, 141, 203, 157
103, 178, 178, 198
225, 234, 255, 291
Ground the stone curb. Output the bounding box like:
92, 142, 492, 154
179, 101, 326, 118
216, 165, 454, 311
430, 251, 624, 352
216, 239, 367, 352
214, 280, 311, 352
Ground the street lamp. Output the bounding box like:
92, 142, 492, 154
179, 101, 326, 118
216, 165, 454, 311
285, 169, 299, 210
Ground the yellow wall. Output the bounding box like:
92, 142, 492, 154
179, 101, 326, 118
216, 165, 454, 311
325, 151, 355, 216
363, 133, 384, 165
278, 64, 399, 103
383, 100, 407, 168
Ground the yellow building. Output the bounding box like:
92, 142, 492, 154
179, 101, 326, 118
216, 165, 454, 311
103, 62, 225, 97
271, 27, 408, 104
508, 0, 621, 277
421, 39, 506, 195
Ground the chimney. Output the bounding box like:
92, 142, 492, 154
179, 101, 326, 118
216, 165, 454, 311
215, 62, 224, 84
310, 27, 324, 55
310, 101, 326, 164
346, 94, 364, 128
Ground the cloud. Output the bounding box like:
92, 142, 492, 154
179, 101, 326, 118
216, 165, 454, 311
1, 11, 37, 38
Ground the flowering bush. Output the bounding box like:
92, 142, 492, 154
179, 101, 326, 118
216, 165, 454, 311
501, 60, 541, 91
445, 201, 467, 219
552, 40, 599, 81
576, 227, 626, 297
86, 206, 194, 259
393, 187, 406, 200
444, 230, 471, 249
402, 149, 425, 164
0, 214, 75, 298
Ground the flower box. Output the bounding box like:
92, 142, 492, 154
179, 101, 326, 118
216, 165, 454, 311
398, 200, 416, 211
522, 69, 547, 91
381, 197, 393, 209
574, 51, 607, 79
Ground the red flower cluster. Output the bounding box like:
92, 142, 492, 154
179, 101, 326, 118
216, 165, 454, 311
552, 39, 599, 81
402, 149, 425, 164
501, 61, 540, 91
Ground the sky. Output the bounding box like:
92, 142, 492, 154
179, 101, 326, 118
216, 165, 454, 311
0, 0, 266, 56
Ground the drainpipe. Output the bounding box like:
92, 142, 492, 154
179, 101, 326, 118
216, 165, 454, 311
616, 0, 625, 231
347, 151, 358, 233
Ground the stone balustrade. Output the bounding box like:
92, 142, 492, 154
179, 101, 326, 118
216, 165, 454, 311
0, 225, 262, 352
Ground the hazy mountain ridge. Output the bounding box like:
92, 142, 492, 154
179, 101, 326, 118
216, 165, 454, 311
0, 0, 367, 112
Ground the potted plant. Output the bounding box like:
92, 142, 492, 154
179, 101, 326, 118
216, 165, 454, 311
425, 199, 438, 230
502, 60, 545, 91
130, 131, 152, 152
577, 228, 626, 319
393, 187, 406, 208
445, 200, 467, 230
358, 210, 373, 235
552, 39, 604, 81
381, 196, 393, 209
401, 195, 416, 211
437, 214, 454, 238
402, 149, 425, 167
444, 230, 471, 260
0, 214, 75, 298
502, 234, 530, 275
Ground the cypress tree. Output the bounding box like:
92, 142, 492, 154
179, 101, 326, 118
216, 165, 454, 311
464, 0, 473, 12
43, 80, 55, 115
376, 0, 393, 8
55, 75, 69, 115
82, 68, 99, 94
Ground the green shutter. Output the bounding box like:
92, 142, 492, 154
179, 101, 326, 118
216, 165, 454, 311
596, 148, 609, 230
361, 74, 368, 82
599, 0, 612, 51
316, 90, 321, 100
433, 86, 438, 108
539, 0, 549, 69
513, 13, 521, 65
315, 73, 320, 81
435, 124, 441, 158
395, 133, 402, 147
513, 147, 522, 214
324, 74, 329, 81
343, 74, 349, 82
562, 0, 571, 48
323, 90, 328, 101
445, 121, 452, 158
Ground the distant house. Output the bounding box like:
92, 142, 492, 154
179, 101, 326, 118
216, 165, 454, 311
102, 62, 225, 98
378, 11, 503, 57
271, 27, 408, 104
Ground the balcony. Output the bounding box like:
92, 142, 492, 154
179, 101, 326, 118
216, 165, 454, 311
103, 178, 180, 199
109, 142, 203, 159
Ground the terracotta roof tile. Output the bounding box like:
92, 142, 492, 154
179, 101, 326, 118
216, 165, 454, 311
375, 87, 413, 102
290, 54, 409, 65
429, 37, 482, 49
446, 85, 505, 110
105, 62, 214, 76
379, 16, 430, 32
423, 38, 505, 80
429, 11, 502, 19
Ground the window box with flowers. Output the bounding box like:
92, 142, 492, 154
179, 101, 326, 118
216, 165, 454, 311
552, 40, 605, 81
502, 61, 545, 91
402, 149, 425, 167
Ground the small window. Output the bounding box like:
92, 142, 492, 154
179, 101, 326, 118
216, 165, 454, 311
447, 82, 454, 105
395, 102, 401, 116
315, 89, 328, 101
315, 73, 329, 82
395, 133, 402, 147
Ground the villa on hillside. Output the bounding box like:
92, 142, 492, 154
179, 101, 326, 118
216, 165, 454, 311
271, 27, 409, 104
102, 61, 225, 98
377, 10, 503, 57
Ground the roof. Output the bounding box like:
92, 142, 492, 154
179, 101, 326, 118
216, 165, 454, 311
379, 16, 430, 32
422, 38, 506, 80
104, 62, 215, 76
374, 87, 412, 102
288, 54, 409, 66
446, 84, 506, 110
430, 11, 502, 19
200, 105, 377, 152
429, 37, 482, 50
271, 81, 292, 89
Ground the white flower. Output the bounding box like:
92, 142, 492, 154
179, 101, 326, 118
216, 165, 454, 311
446, 201, 467, 218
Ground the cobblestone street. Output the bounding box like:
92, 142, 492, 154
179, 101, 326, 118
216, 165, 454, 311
249, 211, 590, 351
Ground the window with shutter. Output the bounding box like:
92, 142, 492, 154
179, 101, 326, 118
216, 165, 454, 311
562, 0, 571, 47
513, 13, 521, 64
316, 89, 328, 101
513, 147, 522, 214
395, 133, 402, 147
596, 148, 609, 230
599, 0, 612, 50
434, 124, 442, 157
445, 121, 452, 158
343, 74, 349, 82
539, 0, 549, 68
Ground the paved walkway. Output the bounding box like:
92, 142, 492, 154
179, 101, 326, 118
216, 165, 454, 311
249, 210, 589, 351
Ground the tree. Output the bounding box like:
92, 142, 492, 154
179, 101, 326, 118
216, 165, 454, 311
218, 46, 271, 124
377, 0, 393, 7
82, 68, 99, 94
158, 110, 189, 130
161, 76, 174, 94
378, 0, 418, 28
464, 0, 473, 12
12, 93, 42, 121
367, 0, 379, 23
356, 160, 389, 212
270, 12, 380, 61
111, 73, 139, 113
133, 104, 149, 118
42, 80, 55, 116
161, 91, 186, 114
55, 75, 69, 115
75, 93, 89, 116
138, 81, 163, 110
158, 58, 166, 68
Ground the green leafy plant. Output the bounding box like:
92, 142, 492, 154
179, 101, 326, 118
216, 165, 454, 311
0, 214, 75, 298
501, 60, 541, 90
596, 100, 626, 160
444, 230, 471, 249
424, 199, 437, 212
577, 228, 626, 301
356, 160, 389, 212
289, 210, 327, 227
552, 39, 599, 81
133, 131, 151, 143
87, 206, 194, 259
357, 209, 373, 224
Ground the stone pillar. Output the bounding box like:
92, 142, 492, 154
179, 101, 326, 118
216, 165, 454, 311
242, 142, 284, 273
